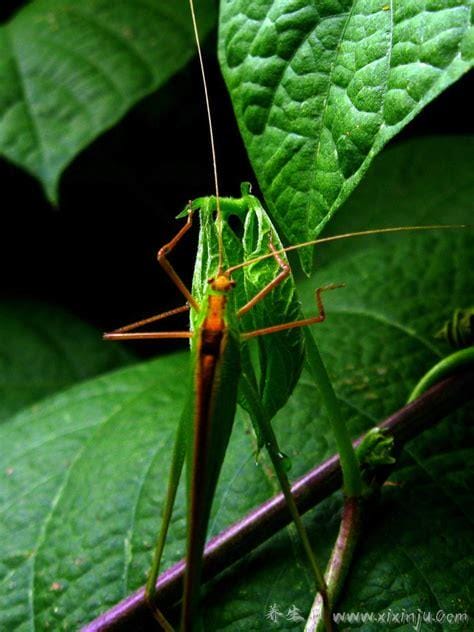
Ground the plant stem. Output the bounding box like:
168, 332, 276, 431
305, 497, 362, 632
304, 329, 363, 498
306, 346, 474, 631
407, 347, 474, 402
82, 369, 474, 632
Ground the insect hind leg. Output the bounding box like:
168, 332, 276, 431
242, 284, 344, 340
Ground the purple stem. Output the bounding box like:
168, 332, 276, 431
306, 497, 362, 631
82, 369, 474, 631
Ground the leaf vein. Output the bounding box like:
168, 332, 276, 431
329, 307, 442, 355
4, 29, 48, 177
66, 8, 155, 85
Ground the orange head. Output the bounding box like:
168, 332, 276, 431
209, 273, 236, 293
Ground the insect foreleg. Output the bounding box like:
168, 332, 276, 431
103, 304, 190, 336
237, 240, 290, 318
242, 284, 344, 340
103, 331, 192, 341
103, 304, 192, 340
157, 210, 200, 312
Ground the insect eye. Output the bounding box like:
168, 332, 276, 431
208, 277, 214, 284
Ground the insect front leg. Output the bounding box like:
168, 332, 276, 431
157, 209, 200, 312
237, 240, 290, 318
103, 304, 192, 341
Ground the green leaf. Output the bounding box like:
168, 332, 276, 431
0, 300, 132, 422
0, 353, 192, 631
219, 0, 474, 270
0, 0, 216, 201
0, 137, 472, 629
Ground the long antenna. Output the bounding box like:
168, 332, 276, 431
226, 224, 468, 274
188, 0, 224, 273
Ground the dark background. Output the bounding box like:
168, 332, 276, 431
1, 1, 472, 358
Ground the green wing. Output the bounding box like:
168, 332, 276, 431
182, 328, 240, 629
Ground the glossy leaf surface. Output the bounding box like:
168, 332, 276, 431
219, 0, 473, 269
0, 137, 472, 629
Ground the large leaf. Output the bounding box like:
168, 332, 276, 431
0, 0, 216, 201
0, 300, 132, 423
219, 0, 473, 269
0, 137, 472, 630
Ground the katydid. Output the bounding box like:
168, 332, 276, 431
104, 188, 338, 630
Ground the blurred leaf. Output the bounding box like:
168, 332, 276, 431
219, 0, 473, 270
0, 137, 472, 629
0, 300, 132, 422
0, 0, 216, 201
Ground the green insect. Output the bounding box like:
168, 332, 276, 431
104, 184, 344, 629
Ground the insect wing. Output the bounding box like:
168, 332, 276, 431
240, 191, 305, 420
190, 189, 305, 422
183, 327, 240, 628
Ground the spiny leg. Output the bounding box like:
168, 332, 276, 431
105, 305, 193, 630
104, 331, 192, 341
145, 400, 191, 632
239, 375, 333, 630
239, 281, 343, 631
103, 304, 192, 341
242, 284, 344, 340
105, 209, 199, 339
237, 240, 290, 318
104, 304, 190, 336
157, 209, 200, 312
148, 603, 174, 632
